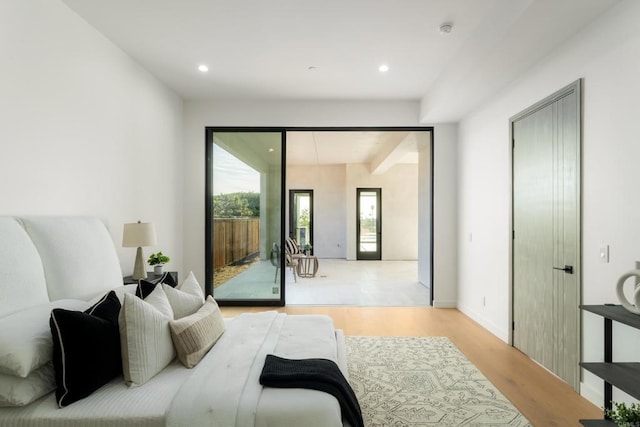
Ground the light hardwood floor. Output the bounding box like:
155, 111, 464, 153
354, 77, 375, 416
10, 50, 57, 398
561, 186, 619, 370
221, 305, 602, 426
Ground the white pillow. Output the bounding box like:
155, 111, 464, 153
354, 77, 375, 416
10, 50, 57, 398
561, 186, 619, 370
162, 284, 203, 319
177, 271, 205, 303
143, 284, 174, 320
119, 292, 175, 387
0, 300, 90, 378
0, 362, 55, 407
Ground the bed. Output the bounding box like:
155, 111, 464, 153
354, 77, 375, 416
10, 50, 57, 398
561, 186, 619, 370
0, 216, 351, 427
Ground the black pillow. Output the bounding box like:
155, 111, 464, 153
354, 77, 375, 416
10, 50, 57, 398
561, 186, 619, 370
136, 272, 177, 299
49, 291, 122, 407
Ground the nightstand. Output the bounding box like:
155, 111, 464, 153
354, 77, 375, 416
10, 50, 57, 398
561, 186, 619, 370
123, 271, 178, 285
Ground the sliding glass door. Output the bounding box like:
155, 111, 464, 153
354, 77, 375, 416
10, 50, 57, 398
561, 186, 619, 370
205, 129, 285, 305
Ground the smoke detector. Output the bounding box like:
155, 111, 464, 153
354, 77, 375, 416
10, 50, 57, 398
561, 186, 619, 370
439, 23, 453, 35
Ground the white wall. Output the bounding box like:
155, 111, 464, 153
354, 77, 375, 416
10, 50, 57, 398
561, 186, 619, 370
0, 0, 184, 276
286, 164, 347, 259
183, 100, 455, 302
417, 138, 432, 288
344, 163, 419, 261
455, 0, 640, 405
432, 124, 458, 308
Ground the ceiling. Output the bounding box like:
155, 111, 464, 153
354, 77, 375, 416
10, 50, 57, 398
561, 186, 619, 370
60, 0, 618, 167
287, 131, 426, 168
61, 0, 619, 124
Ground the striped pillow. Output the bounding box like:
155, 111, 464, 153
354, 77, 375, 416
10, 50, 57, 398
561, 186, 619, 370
169, 296, 225, 368
119, 292, 175, 387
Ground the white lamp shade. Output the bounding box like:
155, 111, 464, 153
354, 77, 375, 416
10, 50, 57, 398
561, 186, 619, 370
122, 222, 157, 247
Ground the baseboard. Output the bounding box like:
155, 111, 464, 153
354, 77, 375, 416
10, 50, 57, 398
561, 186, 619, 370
580, 377, 602, 407
432, 299, 457, 308
457, 304, 509, 343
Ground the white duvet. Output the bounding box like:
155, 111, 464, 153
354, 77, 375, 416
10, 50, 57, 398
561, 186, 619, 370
168, 311, 345, 427
0, 312, 346, 427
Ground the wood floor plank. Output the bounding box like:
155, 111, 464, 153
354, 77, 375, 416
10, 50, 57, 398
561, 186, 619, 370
221, 305, 603, 426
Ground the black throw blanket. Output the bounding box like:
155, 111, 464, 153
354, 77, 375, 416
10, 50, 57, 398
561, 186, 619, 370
259, 354, 364, 427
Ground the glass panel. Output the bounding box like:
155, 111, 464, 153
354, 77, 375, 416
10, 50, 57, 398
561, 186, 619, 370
291, 191, 312, 253
358, 190, 378, 253
211, 132, 282, 302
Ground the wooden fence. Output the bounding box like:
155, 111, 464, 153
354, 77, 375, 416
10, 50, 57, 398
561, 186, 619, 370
213, 218, 260, 269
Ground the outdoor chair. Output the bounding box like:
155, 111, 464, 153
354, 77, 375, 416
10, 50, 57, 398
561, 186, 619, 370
285, 236, 303, 259
270, 242, 297, 283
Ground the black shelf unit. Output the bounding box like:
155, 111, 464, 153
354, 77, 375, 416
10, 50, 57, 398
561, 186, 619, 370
579, 304, 640, 425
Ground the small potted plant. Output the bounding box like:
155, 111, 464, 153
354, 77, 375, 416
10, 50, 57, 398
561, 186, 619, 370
148, 251, 170, 275
302, 243, 312, 255
605, 401, 640, 426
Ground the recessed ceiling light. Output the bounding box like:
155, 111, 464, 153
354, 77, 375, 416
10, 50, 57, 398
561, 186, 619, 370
198, 64, 209, 72
268, 148, 275, 153
379, 64, 389, 73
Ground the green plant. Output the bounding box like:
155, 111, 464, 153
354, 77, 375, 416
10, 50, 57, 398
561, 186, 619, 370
147, 251, 170, 266
302, 242, 312, 251
605, 401, 640, 426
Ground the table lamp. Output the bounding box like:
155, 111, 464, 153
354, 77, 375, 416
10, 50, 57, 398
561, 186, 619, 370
122, 221, 157, 280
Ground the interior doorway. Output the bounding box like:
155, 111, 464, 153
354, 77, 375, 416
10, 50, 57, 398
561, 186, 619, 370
285, 128, 433, 306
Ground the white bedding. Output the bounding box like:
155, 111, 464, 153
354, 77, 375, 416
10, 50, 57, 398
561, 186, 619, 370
0, 313, 347, 427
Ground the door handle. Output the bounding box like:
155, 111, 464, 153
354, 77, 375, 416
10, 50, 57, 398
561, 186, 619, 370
553, 265, 574, 274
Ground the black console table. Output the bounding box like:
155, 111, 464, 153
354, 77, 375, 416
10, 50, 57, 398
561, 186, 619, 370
579, 304, 640, 426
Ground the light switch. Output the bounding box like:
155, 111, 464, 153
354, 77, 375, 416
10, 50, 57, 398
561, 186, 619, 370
599, 245, 609, 263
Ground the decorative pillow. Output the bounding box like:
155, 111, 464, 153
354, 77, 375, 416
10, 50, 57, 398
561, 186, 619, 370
142, 283, 174, 319
0, 362, 55, 407
49, 291, 122, 407
177, 271, 205, 303
0, 299, 90, 378
118, 284, 139, 299
162, 284, 203, 319
169, 296, 225, 368
136, 272, 177, 299
119, 292, 175, 387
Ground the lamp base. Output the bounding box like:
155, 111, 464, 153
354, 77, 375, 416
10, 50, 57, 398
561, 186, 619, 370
132, 247, 147, 280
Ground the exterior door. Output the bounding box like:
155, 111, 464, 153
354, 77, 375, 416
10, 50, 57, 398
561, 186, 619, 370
289, 190, 313, 253
512, 80, 581, 390
357, 188, 381, 260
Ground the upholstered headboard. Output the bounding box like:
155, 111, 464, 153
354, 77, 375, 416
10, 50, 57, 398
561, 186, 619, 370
0, 216, 123, 317
0, 217, 49, 317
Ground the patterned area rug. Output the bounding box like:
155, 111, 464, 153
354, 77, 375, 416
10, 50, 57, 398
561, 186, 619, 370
345, 336, 531, 426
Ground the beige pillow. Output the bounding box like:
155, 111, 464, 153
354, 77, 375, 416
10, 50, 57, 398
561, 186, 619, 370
162, 284, 202, 319
119, 293, 175, 387
169, 296, 225, 368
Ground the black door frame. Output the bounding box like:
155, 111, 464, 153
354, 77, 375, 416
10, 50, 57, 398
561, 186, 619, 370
356, 188, 382, 260
289, 189, 314, 254
205, 127, 287, 306
205, 126, 435, 307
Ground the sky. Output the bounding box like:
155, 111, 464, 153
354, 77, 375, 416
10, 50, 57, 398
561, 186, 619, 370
213, 144, 260, 195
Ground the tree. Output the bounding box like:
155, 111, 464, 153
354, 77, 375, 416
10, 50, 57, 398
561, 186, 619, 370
299, 208, 310, 227
213, 192, 259, 218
